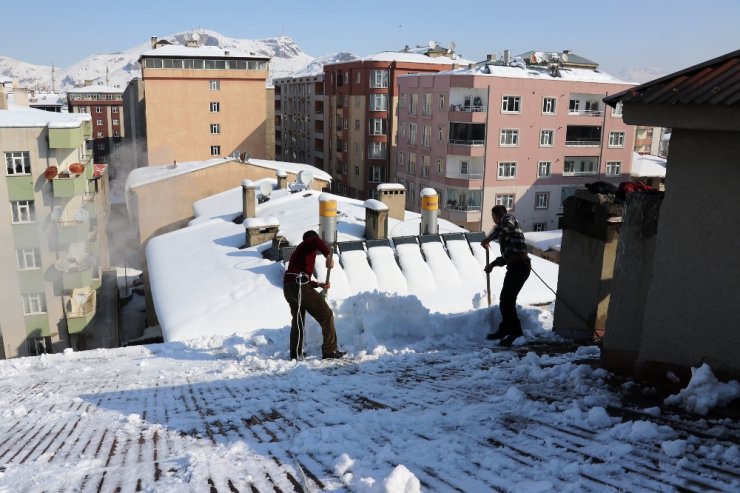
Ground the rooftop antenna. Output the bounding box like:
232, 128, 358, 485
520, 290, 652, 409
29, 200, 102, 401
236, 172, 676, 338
105, 65, 110, 86
51, 64, 56, 93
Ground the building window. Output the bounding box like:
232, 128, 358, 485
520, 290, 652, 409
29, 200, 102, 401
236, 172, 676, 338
369, 165, 384, 182
209, 80, 220, 91
606, 161, 622, 176
399, 122, 406, 138
501, 95, 521, 113
211, 123, 220, 134
210, 145, 221, 156
497, 162, 517, 179
96, 119, 103, 125
500, 129, 519, 146
22, 293, 47, 315
542, 97, 556, 114
368, 142, 387, 159
343, 95, 348, 107
421, 155, 430, 177
11, 200, 35, 223
95, 106, 102, 113
612, 102, 623, 117
399, 93, 407, 108
422, 125, 432, 147
423, 93, 433, 116
97, 131, 104, 138
460, 161, 469, 174
410, 94, 418, 115
564, 158, 598, 177
343, 141, 348, 152
439, 93, 446, 111
113, 130, 120, 137
369, 118, 386, 135
408, 123, 417, 145
609, 131, 625, 147
355, 165, 360, 176
369, 94, 388, 111
369, 70, 389, 88
533, 223, 547, 232
112, 119, 119, 125
355, 119, 360, 130
16, 247, 41, 270
540, 130, 554, 146
112, 107, 118, 113
407, 153, 416, 174
437, 126, 445, 143
97, 143, 105, 150
535, 192, 550, 209
210, 102, 220, 112
355, 72, 361, 84
398, 151, 405, 167
537, 161, 552, 178
569, 99, 580, 113
5, 151, 31, 175
343, 119, 348, 130
437, 158, 443, 175
495, 194, 515, 210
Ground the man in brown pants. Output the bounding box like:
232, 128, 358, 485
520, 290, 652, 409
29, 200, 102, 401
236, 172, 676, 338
283, 230, 345, 360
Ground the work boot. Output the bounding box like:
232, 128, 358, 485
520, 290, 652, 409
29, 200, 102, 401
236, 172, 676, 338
323, 350, 346, 360
499, 331, 523, 347
486, 323, 508, 340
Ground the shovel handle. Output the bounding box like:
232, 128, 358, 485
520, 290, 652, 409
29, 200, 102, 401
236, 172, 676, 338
485, 247, 491, 307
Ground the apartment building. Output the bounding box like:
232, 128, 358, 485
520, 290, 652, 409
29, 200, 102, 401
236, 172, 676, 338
397, 50, 635, 232
324, 44, 469, 200
273, 74, 325, 169
67, 85, 124, 168
132, 34, 270, 166
634, 125, 669, 157
0, 87, 112, 358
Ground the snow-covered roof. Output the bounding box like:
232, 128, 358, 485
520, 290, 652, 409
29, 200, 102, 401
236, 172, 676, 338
361, 51, 473, 65
412, 63, 632, 85
141, 44, 269, 60
631, 152, 667, 178
125, 157, 331, 192
525, 230, 563, 252
30, 93, 63, 105
66, 85, 123, 94
147, 186, 559, 342
0, 105, 90, 128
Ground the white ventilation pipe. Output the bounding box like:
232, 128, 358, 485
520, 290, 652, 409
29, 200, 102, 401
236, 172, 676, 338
318, 193, 337, 244
420, 188, 439, 235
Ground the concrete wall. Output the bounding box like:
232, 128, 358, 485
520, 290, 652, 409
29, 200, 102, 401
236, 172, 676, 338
553, 191, 622, 340
601, 192, 664, 374
637, 128, 740, 378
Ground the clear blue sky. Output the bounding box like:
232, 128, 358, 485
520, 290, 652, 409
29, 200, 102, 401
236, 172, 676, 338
2, 0, 738, 74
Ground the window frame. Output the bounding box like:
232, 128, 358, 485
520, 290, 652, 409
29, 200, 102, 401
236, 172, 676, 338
535, 192, 550, 209
501, 95, 521, 113
5, 151, 31, 175
499, 128, 519, 146
16, 247, 41, 270
608, 131, 625, 147
537, 161, 552, 179
542, 97, 556, 114
605, 161, 622, 176
210, 101, 220, 112
495, 193, 515, 210
209, 80, 220, 91
22, 292, 47, 315
210, 123, 221, 134
11, 200, 35, 223
540, 129, 554, 147
210, 145, 221, 156
497, 161, 517, 180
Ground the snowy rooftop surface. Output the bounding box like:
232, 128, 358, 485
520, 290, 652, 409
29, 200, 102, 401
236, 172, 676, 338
66, 84, 124, 94
141, 44, 269, 60
148, 186, 559, 343
632, 152, 667, 178
525, 229, 563, 252
407, 62, 632, 85
336, 51, 474, 66
0, 325, 737, 491
125, 157, 331, 192
0, 105, 90, 128
30, 92, 63, 105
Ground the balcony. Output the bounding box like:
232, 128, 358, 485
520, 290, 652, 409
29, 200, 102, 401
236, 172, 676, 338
568, 110, 603, 117
56, 217, 90, 244
66, 288, 96, 334
53, 173, 86, 198
443, 205, 482, 224
565, 139, 601, 147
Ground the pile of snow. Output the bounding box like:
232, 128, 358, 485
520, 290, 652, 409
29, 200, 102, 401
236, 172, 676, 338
664, 363, 740, 415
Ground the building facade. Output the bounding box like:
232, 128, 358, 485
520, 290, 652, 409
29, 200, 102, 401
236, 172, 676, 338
324, 46, 468, 200
67, 85, 125, 171
397, 51, 635, 232
0, 89, 111, 358
137, 35, 270, 166
273, 74, 325, 170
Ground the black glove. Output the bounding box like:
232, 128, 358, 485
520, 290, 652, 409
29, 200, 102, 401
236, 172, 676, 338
492, 257, 506, 267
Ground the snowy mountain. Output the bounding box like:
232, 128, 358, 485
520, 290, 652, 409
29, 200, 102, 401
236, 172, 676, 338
613, 66, 669, 84
0, 29, 352, 93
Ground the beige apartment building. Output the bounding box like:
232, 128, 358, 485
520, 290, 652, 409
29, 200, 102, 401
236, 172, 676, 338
274, 74, 325, 169
0, 88, 112, 358
137, 34, 270, 166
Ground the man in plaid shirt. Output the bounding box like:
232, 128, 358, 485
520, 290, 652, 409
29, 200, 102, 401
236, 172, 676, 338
481, 205, 531, 346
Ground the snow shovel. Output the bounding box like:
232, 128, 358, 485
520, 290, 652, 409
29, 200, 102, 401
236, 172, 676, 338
321, 235, 336, 299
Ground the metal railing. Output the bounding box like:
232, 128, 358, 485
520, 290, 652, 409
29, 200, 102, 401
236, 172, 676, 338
449, 139, 485, 146
450, 104, 487, 112
565, 140, 600, 146
446, 172, 484, 180
445, 203, 482, 211
568, 110, 603, 117
563, 170, 599, 177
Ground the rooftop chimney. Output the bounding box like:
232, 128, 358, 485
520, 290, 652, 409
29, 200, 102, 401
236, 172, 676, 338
364, 199, 389, 240
504, 49, 511, 65
377, 183, 406, 221
242, 179, 257, 220
276, 169, 287, 189
420, 188, 439, 235
486, 54, 496, 62
150, 36, 158, 49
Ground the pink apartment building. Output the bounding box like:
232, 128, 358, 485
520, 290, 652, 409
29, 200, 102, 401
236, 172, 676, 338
396, 51, 635, 232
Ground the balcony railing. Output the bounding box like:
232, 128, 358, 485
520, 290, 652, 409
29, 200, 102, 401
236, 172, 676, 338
450, 104, 487, 112
568, 110, 603, 117
445, 203, 482, 211
565, 140, 601, 147
563, 170, 599, 177
446, 171, 484, 180
66, 288, 96, 334
449, 139, 485, 146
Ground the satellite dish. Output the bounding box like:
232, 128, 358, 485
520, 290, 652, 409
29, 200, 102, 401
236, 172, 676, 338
184, 33, 192, 41
232, 150, 240, 159
244, 152, 251, 162
191, 32, 200, 42
448, 41, 456, 53
561, 53, 569, 62
55, 258, 70, 273
297, 170, 313, 186
259, 182, 273, 197
428, 40, 436, 49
